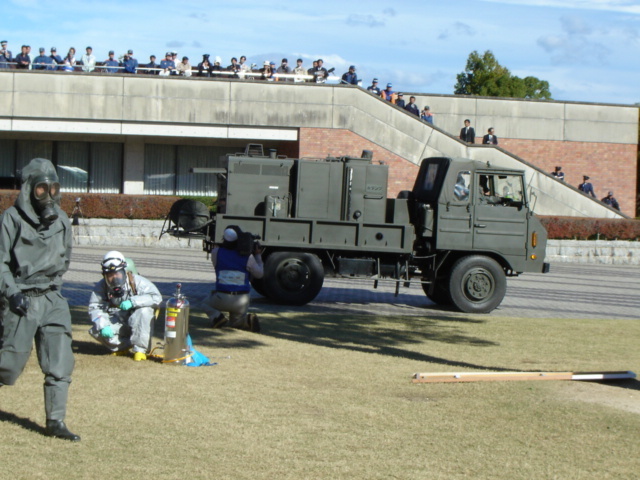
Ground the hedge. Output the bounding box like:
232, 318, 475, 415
1, 191, 638, 239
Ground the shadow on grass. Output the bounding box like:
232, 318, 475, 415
255, 311, 512, 371
601, 378, 640, 392
0, 410, 45, 436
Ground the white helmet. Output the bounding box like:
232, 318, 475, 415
101, 251, 128, 296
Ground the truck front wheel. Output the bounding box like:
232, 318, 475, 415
263, 252, 324, 305
448, 256, 506, 314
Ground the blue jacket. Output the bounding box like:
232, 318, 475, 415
103, 59, 120, 73
123, 57, 138, 74
215, 248, 251, 293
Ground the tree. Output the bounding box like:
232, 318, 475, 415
454, 50, 552, 100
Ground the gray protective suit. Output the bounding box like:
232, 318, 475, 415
88, 273, 162, 354
0, 158, 74, 422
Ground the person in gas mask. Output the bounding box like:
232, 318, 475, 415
202, 228, 263, 332
0, 158, 79, 441
88, 251, 162, 362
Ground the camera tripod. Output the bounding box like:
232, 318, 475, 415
71, 198, 92, 245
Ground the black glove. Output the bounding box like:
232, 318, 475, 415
9, 293, 29, 316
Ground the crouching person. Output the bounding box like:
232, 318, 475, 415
88, 251, 162, 361
203, 228, 263, 332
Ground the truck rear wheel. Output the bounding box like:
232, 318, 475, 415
421, 280, 452, 306
448, 256, 506, 313
263, 252, 324, 305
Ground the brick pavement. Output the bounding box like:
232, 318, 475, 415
64, 245, 640, 321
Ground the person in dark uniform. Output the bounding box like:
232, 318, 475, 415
551, 166, 565, 182
0, 158, 79, 441
578, 175, 596, 198
601, 191, 620, 211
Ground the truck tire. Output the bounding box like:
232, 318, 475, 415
421, 280, 452, 306
448, 256, 506, 314
263, 252, 324, 305
250, 278, 268, 297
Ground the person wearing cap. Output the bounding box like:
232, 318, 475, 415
81, 46, 96, 73
292, 58, 306, 82
341, 65, 359, 85
15, 45, 31, 69
367, 78, 381, 95
395, 92, 406, 108
198, 54, 213, 77
260, 60, 275, 81
578, 175, 596, 198
103, 50, 119, 73
312, 58, 329, 83
158, 51, 175, 76
421, 105, 434, 124
122, 49, 137, 74
380, 83, 397, 103
482, 127, 498, 145
551, 166, 565, 182
0, 40, 13, 69
33, 47, 51, 70
601, 191, 620, 211
176, 55, 192, 77
405, 95, 420, 117
209, 56, 223, 76
49, 47, 63, 69
202, 227, 264, 332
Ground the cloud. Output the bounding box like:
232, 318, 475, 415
383, 8, 396, 16
188, 12, 208, 22
166, 41, 185, 48
346, 14, 385, 28
438, 22, 476, 40
537, 15, 610, 65
478, 0, 640, 15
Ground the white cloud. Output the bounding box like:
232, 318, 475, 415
479, 0, 640, 14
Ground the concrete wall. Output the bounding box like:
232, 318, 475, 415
0, 70, 636, 217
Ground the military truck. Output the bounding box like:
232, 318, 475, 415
162, 145, 549, 313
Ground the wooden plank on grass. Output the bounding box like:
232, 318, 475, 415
412, 371, 636, 383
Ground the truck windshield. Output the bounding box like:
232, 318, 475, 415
478, 173, 525, 206
422, 163, 439, 192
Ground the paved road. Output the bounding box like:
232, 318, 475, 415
64, 245, 640, 320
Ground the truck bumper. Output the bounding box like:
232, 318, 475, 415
542, 262, 551, 274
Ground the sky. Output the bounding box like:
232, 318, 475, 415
3, 0, 640, 105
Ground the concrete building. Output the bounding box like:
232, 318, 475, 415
0, 70, 636, 217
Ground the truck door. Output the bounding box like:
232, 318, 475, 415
473, 172, 528, 256
436, 169, 473, 250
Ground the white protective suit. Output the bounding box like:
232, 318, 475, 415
88, 273, 162, 354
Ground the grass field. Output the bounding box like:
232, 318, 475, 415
1, 307, 639, 480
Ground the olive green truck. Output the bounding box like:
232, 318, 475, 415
163, 145, 549, 313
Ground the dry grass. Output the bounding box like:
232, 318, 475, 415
1, 307, 639, 480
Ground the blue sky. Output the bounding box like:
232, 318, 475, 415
4, 0, 639, 104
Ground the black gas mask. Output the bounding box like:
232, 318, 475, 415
31, 175, 61, 225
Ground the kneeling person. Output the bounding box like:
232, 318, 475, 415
204, 228, 263, 332
88, 251, 162, 361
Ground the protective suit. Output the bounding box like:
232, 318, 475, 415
88, 251, 162, 361
0, 158, 79, 441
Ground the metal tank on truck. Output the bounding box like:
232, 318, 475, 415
161, 144, 549, 314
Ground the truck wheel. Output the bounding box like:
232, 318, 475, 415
250, 278, 268, 297
263, 252, 324, 305
448, 256, 506, 314
421, 280, 452, 306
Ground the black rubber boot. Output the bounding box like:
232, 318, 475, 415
45, 420, 81, 442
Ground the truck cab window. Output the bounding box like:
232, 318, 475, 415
454, 171, 470, 201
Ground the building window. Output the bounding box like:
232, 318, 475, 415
56, 141, 123, 193
144, 144, 227, 196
